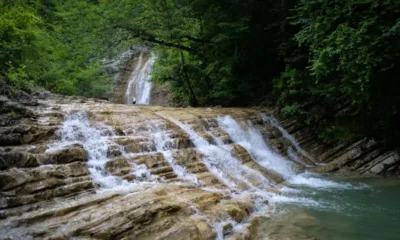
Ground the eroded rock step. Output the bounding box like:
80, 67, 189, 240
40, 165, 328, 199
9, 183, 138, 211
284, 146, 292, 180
1, 91, 397, 239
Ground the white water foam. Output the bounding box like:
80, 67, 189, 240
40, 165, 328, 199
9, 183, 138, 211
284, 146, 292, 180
160, 115, 330, 212
213, 219, 238, 240
47, 111, 154, 192
159, 115, 302, 234
290, 173, 353, 189
217, 116, 295, 179
147, 119, 201, 185
164, 116, 273, 192
136, 54, 156, 104
204, 127, 273, 189
125, 52, 144, 104
262, 113, 316, 164
217, 115, 355, 192
269, 194, 321, 207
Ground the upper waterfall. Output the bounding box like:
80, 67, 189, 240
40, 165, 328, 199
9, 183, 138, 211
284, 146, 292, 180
125, 52, 156, 105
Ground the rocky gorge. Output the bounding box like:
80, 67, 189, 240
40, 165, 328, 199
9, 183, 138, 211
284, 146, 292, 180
0, 88, 398, 239
0, 53, 399, 239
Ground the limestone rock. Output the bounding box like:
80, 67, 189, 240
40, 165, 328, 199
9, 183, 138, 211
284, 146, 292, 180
0, 85, 398, 240
47, 146, 89, 164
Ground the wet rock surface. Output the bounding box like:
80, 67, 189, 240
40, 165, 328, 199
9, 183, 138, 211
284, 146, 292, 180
0, 88, 398, 239
150, 82, 173, 107
268, 115, 400, 176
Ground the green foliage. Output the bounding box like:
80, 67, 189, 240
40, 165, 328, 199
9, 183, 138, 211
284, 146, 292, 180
2, 0, 400, 145
279, 0, 400, 145
152, 48, 196, 105
0, 0, 111, 97
0, 0, 42, 89
281, 104, 302, 116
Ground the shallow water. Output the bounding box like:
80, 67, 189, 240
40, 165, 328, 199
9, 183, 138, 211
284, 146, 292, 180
276, 176, 400, 240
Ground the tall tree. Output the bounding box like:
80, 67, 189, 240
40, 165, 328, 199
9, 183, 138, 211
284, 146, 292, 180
276, 0, 400, 144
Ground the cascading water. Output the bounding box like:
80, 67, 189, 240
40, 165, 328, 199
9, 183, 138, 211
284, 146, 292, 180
216, 116, 355, 191
146, 119, 201, 185
217, 116, 296, 179
262, 113, 316, 165
46, 111, 155, 192
165, 115, 273, 193
125, 52, 143, 104
124, 52, 156, 105
5, 84, 400, 240
161, 115, 327, 238
136, 54, 156, 104
42, 110, 375, 239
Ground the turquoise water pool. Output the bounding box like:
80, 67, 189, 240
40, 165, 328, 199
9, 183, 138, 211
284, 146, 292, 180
276, 175, 400, 240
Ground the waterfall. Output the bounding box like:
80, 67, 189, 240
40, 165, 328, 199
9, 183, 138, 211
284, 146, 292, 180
136, 54, 156, 104
217, 115, 352, 190
162, 116, 327, 236
50, 111, 352, 200
5, 82, 388, 240
165, 116, 273, 192
217, 116, 296, 179
124, 52, 156, 105
146, 119, 201, 186
261, 113, 316, 165
125, 52, 143, 104
45, 110, 355, 238
47, 111, 155, 192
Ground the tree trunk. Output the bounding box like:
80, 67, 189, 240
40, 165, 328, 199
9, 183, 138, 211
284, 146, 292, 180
180, 50, 198, 106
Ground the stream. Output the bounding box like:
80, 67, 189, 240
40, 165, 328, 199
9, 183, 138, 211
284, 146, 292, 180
1, 51, 399, 240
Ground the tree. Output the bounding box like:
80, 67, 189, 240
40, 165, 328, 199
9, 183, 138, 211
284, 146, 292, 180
277, 0, 400, 145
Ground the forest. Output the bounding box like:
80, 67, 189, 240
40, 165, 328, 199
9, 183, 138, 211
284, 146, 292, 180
1, 0, 399, 146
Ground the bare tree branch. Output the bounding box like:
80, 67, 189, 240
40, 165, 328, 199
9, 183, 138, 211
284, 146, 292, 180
114, 24, 203, 53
